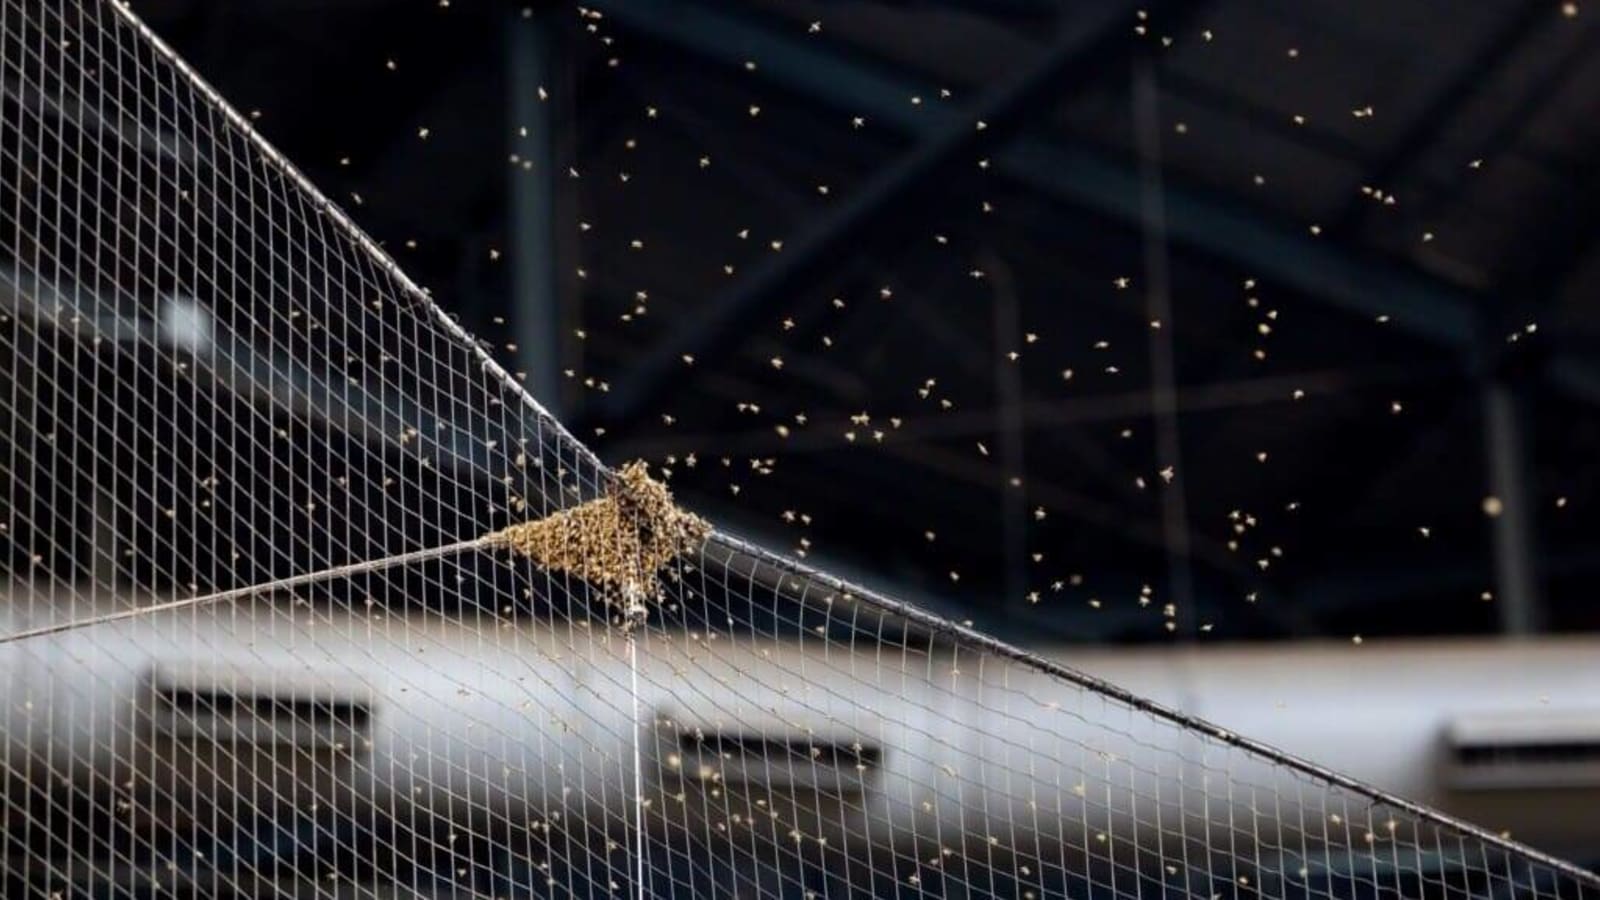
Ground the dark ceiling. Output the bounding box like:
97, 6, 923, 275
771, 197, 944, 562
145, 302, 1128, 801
125, 0, 1600, 644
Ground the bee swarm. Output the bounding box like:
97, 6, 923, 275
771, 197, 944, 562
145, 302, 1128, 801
489, 461, 711, 606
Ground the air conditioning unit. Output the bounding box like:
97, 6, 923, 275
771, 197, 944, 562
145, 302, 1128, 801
135, 664, 377, 827
150, 669, 373, 751
654, 707, 884, 800
1443, 710, 1600, 790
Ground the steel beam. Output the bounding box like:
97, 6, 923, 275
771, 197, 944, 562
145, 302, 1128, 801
1331, 0, 1552, 234
1133, 59, 1198, 629
591, 0, 1479, 354
0, 268, 510, 477
594, 0, 1198, 424
507, 6, 565, 416
1481, 380, 1543, 635
608, 363, 1450, 460
984, 252, 1029, 608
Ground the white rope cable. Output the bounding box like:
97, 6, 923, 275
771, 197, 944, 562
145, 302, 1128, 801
627, 629, 649, 900
0, 535, 492, 645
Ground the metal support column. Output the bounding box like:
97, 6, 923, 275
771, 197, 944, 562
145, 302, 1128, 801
1134, 59, 1196, 628
1481, 380, 1542, 635
508, 5, 564, 416
985, 252, 1028, 609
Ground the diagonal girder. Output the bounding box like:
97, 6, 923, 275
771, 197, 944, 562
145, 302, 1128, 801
593, 0, 1206, 425
590, 0, 1481, 362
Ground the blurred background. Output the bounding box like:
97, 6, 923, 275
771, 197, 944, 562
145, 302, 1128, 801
56, 0, 1594, 875
126, 0, 1600, 646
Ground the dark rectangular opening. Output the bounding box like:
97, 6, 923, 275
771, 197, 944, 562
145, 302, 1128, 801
1454, 741, 1600, 766
154, 684, 372, 736
680, 732, 883, 770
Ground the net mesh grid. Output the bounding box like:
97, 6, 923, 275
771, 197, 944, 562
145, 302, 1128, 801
0, 1, 1596, 898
